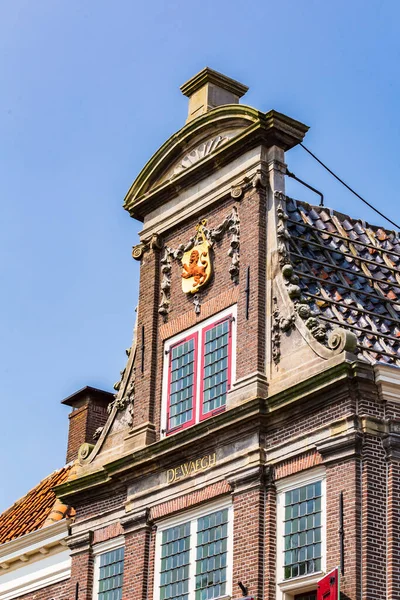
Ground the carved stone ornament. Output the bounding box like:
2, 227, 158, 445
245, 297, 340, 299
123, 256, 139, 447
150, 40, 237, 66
272, 296, 296, 364
159, 207, 240, 316
181, 221, 212, 294
78, 442, 94, 464
328, 328, 358, 354
170, 133, 236, 179
193, 293, 201, 315
132, 233, 162, 261
276, 196, 327, 345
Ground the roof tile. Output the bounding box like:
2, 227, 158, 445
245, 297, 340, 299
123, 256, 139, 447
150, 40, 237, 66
0, 465, 74, 544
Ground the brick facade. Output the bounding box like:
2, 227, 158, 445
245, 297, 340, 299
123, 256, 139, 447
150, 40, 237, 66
5, 71, 397, 600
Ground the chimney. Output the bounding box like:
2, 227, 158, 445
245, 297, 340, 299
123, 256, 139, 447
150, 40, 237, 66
180, 67, 248, 123
62, 386, 113, 463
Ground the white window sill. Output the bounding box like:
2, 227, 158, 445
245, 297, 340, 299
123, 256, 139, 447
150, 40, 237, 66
278, 571, 323, 593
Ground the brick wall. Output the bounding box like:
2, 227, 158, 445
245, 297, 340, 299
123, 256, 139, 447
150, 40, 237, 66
66, 402, 109, 463
69, 550, 93, 600
387, 459, 400, 599
361, 435, 387, 600
232, 488, 265, 600
16, 578, 69, 600
326, 458, 361, 600
133, 187, 269, 441
122, 527, 151, 600
74, 489, 125, 521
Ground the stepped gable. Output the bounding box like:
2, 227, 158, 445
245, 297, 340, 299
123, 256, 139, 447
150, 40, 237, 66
0, 465, 75, 544
285, 196, 400, 365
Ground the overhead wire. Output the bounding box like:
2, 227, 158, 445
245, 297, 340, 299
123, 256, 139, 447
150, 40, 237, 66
298, 142, 400, 230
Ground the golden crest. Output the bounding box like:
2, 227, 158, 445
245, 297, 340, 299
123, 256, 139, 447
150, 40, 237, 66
181, 221, 212, 294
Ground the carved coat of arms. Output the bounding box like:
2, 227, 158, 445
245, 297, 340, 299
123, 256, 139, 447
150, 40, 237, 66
181, 221, 212, 294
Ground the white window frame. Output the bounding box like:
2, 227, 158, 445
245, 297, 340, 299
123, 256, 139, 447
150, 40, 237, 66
92, 536, 125, 600
276, 467, 326, 600
153, 499, 233, 600
161, 305, 237, 437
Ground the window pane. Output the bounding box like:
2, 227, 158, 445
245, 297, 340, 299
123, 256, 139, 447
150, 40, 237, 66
169, 338, 195, 430
195, 509, 228, 600
283, 482, 322, 580
202, 320, 230, 415
160, 522, 190, 600
98, 548, 124, 600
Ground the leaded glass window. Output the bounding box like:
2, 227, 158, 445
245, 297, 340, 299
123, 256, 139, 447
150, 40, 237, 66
158, 507, 231, 600
160, 522, 191, 600
195, 509, 228, 600
98, 547, 124, 600
165, 311, 235, 435
168, 336, 196, 431
202, 320, 230, 416
283, 481, 322, 579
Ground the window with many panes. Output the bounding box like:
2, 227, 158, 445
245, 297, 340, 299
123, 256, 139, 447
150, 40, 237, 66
163, 308, 235, 435
283, 481, 322, 579
155, 504, 232, 600
95, 546, 124, 600
276, 471, 325, 599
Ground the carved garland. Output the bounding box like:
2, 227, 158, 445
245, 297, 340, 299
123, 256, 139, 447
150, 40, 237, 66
272, 296, 296, 364
158, 206, 240, 316
275, 191, 328, 344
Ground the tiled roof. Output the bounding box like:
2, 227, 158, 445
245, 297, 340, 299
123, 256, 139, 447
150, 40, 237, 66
0, 465, 75, 544
283, 197, 400, 365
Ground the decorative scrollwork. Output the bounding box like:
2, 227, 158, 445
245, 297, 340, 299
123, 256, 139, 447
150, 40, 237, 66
277, 199, 328, 345
78, 443, 94, 464
328, 328, 357, 353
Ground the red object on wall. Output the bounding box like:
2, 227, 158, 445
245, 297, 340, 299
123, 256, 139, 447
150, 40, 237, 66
317, 568, 339, 600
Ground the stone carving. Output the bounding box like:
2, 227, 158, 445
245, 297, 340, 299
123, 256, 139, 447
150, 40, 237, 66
93, 427, 103, 441
193, 294, 201, 315
272, 296, 296, 364
132, 234, 162, 261
276, 198, 327, 345
230, 185, 243, 199
171, 134, 235, 178
158, 207, 241, 316
113, 368, 125, 393
328, 328, 358, 353
252, 169, 267, 189
78, 443, 94, 464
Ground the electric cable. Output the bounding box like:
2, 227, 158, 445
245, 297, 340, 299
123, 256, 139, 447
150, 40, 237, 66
299, 143, 400, 230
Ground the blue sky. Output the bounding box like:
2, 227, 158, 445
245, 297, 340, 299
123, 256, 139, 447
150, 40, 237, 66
1, 0, 399, 511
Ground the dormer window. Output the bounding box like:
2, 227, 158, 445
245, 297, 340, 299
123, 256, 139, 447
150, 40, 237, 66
162, 307, 236, 436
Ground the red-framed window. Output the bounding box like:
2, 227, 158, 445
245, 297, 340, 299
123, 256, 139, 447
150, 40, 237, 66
200, 316, 233, 420
165, 313, 234, 435
166, 332, 198, 433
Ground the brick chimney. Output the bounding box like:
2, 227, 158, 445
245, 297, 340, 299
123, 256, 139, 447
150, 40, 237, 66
180, 67, 248, 123
62, 386, 113, 463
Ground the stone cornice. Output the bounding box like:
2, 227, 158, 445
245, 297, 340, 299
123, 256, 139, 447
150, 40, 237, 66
120, 509, 151, 534
383, 432, 400, 461
374, 363, 400, 402
0, 520, 69, 562
67, 530, 93, 555
56, 360, 372, 505
227, 466, 269, 494
316, 432, 363, 464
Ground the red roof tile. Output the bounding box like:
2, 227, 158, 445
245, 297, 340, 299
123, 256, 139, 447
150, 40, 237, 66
0, 465, 75, 544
